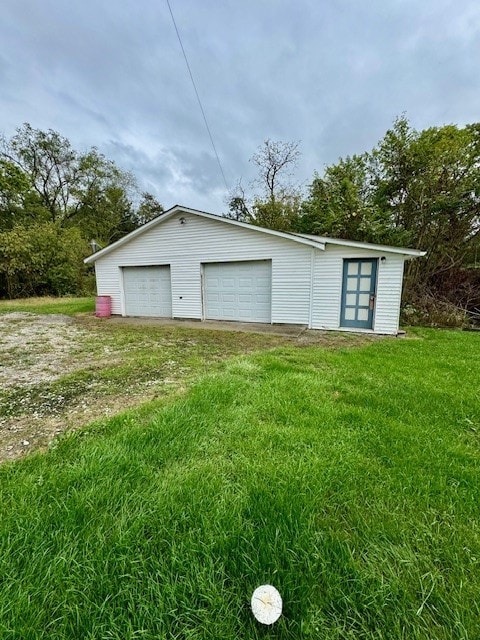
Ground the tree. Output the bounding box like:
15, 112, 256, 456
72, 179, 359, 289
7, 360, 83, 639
0, 123, 166, 298
300, 155, 392, 243
72, 184, 137, 244
371, 117, 480, 296
250, 191, 302, 232
299, 116, 480, 308
136, 192, 164, 226
225, 180, 251, 222
0, 159, 47, 231
226, 140, 302, 231
1, 124, 78, 223
0, 124, 139, 241
0, 223, 88, 298
251, 139, 300, 202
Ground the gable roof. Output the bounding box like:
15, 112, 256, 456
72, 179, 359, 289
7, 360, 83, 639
84, 204, 426, 263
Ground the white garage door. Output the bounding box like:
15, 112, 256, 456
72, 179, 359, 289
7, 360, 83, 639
123, 266, 172, 317
204, 260, 272, 323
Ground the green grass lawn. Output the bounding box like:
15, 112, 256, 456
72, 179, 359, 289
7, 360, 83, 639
0, 328, 479, 639
0, 296, 94, 315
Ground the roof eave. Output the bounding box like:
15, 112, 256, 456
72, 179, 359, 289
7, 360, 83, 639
405, 250, 427, 259
294, 233, 426, 257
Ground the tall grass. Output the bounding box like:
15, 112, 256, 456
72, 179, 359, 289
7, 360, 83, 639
0, 329, 479, 639
0, 296, 94, 316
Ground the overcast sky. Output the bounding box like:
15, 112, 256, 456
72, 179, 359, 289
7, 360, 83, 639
1, 0, 479, 213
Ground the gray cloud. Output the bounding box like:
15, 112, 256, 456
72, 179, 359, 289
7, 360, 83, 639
1, 0, 479, 213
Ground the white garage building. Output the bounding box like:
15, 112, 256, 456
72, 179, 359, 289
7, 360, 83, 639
85, 205, 425, 335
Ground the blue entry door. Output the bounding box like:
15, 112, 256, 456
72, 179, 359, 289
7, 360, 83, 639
340, 259, 378, 329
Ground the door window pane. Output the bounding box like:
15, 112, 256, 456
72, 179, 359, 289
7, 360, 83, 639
358, 308, 369, 321
358, 293, 370, 306
346, 293, 357, 305
345, 308, 356, 320
361, 262, 372, 275
360, 277, 371, 290
347, 262, 359, 275
347, 277, 358, 290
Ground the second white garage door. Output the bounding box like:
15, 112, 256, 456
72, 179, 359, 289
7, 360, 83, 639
203, 260, 272, 323
123, 266, 172, 317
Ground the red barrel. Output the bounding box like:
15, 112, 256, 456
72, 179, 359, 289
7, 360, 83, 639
95, 295, 112, 318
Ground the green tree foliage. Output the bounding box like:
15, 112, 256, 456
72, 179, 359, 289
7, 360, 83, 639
0, 124, 164, 298
251, 191, 303, 232
72, 183, 136, 244
299, 156, 405, 244
0, 159, 48, 231
0, 124, 140, 243
0, 223, 88, 298
300, 117, 480, 307
372, 118, 480, 298
136, 192, 164, 226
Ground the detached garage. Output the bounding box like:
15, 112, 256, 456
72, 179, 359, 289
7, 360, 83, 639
85, 205, 425, 335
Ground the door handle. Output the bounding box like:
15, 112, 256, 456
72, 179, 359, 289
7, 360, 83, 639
369, 294, 375, 310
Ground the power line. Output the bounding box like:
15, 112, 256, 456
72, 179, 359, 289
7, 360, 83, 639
166, 0, 229, 191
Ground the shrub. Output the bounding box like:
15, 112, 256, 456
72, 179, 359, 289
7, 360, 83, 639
401, 296, 468, 328
0, 223, 89, 298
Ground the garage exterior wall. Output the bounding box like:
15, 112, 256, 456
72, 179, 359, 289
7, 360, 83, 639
311, 245, 406, 335
94, 211, 315, 325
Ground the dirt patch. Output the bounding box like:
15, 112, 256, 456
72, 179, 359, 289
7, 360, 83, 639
0, 313, 90, 387
1, 388, 187, 463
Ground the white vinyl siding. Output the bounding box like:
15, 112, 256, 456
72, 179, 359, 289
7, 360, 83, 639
94, 212, 312, 324
204, 261, 271, 323
374, 257, 405, 334
123, 266, 172, 317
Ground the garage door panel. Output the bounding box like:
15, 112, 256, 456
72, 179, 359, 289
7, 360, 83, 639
204, 261, 271, 323
123, 266, 172, 317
